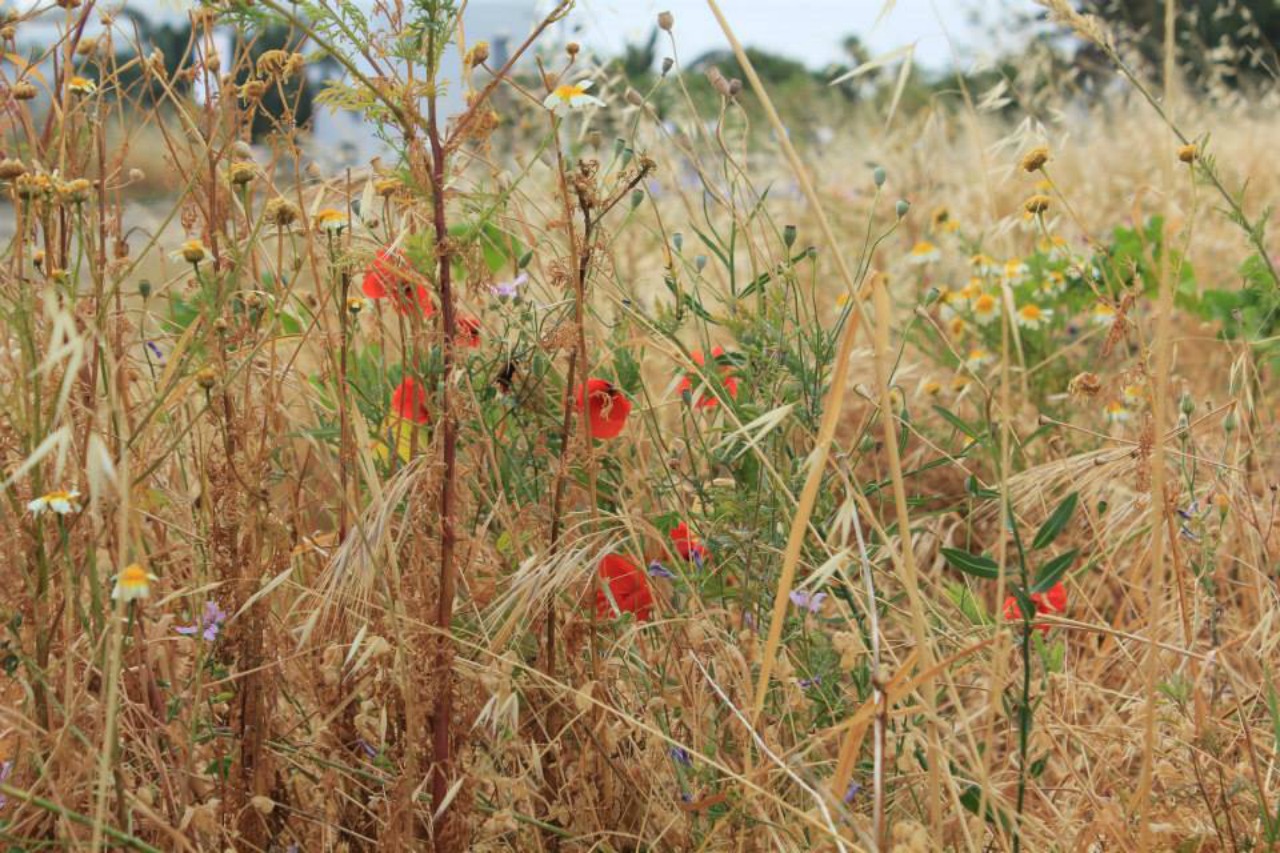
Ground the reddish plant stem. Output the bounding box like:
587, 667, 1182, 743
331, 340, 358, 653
425, 60, 460, 847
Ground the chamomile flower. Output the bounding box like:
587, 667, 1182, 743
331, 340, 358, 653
28, 489, 81, 516
958, 278, 982, 301
969, 253, 999, 276
112, 563, 157, 602
1091, 302, 1117, 327
1122, 384, 1147, 406
543, 79, 605, 113
1016, 303, 1051, 329
964, 348, 992, 371
1104, 400, 1130, 423
948, 316, 967, 337
951, 374, 972, 392
908, 240, 940, 264
68, 76, 96, 95
1003, 259, 1028, 284
1038, 234, 1070, 259
313, 208, 347, 233
972, 292, 1000, 326
917, 377, 943, 398
1039, 270, 1066, 296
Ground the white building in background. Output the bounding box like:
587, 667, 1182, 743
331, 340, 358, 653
4, 1, 536, 169
306, 1, 536, 170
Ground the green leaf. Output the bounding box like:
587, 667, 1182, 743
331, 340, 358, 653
1031, 548, 1078, 593
1031, 492, 1078, 550
941, 547, 1000, 580
933, 404, 981, 440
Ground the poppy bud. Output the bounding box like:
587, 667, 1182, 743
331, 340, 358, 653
138, 279, 152, 300
661, 57, 673, 76
672, 232, 683, 252
695, 255, 707, 272
630, 189, 644, 209
518, 249, 533, 269
657, 10, 674, 31
895, 199, 910, 218
783, 224, 797, 248
873, 165, 886, 187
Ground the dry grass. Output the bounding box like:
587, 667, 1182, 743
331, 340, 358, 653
0, 2, 1277, 851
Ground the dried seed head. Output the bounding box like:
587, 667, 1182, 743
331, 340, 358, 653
0, 25, 15, 40
1024, 193, 1051, 215
728, 78, 743, 97
625, 88, 644, 107
58, 177, 93, 204
566, 42, 580, 57
0, 158, 27, 181
1068, 371, 1102, 398
661, 57, 673, 76
264, 197, 300, 228
228, 161, 257, 186
1020, 145, 1050, 173
195, 366, 217, 390
657, 10, 674, 31
240, 79, 267, 100
12, 80, 36, 100
128, 168, 145, 183
466, 41, 489, 68
1177, 143, 1197, 163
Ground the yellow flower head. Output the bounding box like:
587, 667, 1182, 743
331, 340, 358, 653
112, 563, 157, 602
908, 240, 940, 264
68, 75, 96, 95
1020, 145, 1050, 173
1092, 302, 1117, 327
177, 239, 207, 265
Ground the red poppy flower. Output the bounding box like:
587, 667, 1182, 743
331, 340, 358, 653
677, 346, 738, 408
669, 521, 706, 563
362, 248, 435, 318
391, 376, 431, 424
576, 378, 631, 440
1002, 581, 1066, 635
457, 315, 481, 349
596, 554, 653, 621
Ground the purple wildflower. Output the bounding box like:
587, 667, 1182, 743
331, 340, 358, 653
843, 781, 862, 804
788, 589, 827, 614
490, 272, 528, 300
146, 341, 165, 363
0, 760, 11, 809
648, 561, 675, 579
177, 600, 227, 642
798, 675, 822, 690
668, 746, 692, 767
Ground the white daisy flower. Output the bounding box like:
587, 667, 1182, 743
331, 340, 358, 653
1092, 302, 1117, 327
543, 79, 605, 113
972, 292, 1000, 326
1015, 303, 1051, 329
1104, 400, 1130, 424
28, 488, 81, 516
313, 208, 347, 233
964, 348, 992, 371
908, 240, 940, 265
112, 564, 157, 602
1003, 259, 1028, 284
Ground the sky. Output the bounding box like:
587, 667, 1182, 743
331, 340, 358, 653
21, 0, 1031, 74
557, 0, 999, 72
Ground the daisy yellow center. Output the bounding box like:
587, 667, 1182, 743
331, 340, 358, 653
1019, 305, 1043, 321
1095, 304, 1115, 316
974, 294, 996, 312
43, 489, 73, 501
911, 241, 936, 255
968, 349, 987, 362
315, 208, 344, 225
1106, 401, 1126, 414
554, 84, 586, 100
119, 564, 150, 588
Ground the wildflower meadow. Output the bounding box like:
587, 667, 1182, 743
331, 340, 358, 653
0, 0, 1277, 850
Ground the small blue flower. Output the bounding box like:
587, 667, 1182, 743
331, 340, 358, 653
668, 746, 692, 767
843, 781, 862, 804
